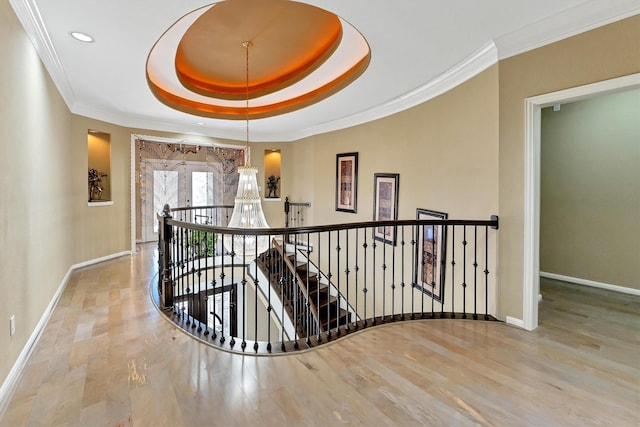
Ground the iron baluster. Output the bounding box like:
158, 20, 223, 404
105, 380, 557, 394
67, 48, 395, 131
430, 223, 435, 319
241, 238, 247, 351
336, 229, 341, 336
344, 229, 350, 332
400, 226, 405, 320
362, 229, 368, 326
473, 225, 478, 320
411, 225, 416, 320
326, 231, 332, 337
485, 225, 490, 320
354, 229, 360, 329
372, 237, 377, 325
381, 236, 386, 322
451, 226, 456, 318
391, 229, 396, 321
462, 226, 467, 319
266, 239, 272, 352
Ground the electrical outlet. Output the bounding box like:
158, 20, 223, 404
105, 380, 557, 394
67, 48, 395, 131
10, 315, 15, 336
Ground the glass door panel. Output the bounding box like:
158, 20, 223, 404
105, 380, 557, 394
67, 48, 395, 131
153, 170, 179, 232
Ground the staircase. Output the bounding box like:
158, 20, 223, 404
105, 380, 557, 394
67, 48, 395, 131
296, 261, 350, 332
257, 240, 351, 340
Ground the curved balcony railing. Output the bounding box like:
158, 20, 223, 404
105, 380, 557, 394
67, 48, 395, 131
154, 204, 499, 355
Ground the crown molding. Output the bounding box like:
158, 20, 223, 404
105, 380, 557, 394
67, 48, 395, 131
496, 0, 640, 59
281, 41, 498, 142
9, 0, 76, 107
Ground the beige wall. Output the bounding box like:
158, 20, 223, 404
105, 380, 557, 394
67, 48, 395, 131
540, 89, 640, 289
296, 65, 500, 227
1, 1, 71, 387
498, 15, 640, 320
71, 116, 131, 259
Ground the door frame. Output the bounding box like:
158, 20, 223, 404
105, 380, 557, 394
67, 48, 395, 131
522, 73, 640, 331
129, 134, 245, 252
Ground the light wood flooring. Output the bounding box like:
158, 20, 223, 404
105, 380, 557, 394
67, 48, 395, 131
1, 244, 639, 426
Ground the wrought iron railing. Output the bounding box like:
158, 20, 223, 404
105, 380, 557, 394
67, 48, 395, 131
155, 204, 499, 354
284, 197, 311, 228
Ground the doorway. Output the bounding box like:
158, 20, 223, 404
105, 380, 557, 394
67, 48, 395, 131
522, 73, 640, 331
131, 136, 245, 245
140, 159, 224, 242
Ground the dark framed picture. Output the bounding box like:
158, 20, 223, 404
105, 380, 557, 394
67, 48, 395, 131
373, 173, 399, 245
336, 152, 358, 213
415, 208, 448, 303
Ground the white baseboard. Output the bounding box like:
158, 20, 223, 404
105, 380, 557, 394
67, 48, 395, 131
540, 272, 640, 297
72, 251, 131, 270
505, 316, 525, 329
0, 251, 131, 419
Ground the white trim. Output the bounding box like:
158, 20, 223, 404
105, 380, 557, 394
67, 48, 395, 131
522, 98, 540, 331
540, 272, 640, 297
496, 1, 640, 60
87, 201, 113, 207
71, 251, 131, 270
0, 251, 131, 419
288, 41, 498, 143
505, 316, 525, 329
523, 73, 640, 332
8, 0, 76, 108
130, 135, 137, 253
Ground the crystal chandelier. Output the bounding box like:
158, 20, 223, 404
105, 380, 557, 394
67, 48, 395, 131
223, 41, 270, 259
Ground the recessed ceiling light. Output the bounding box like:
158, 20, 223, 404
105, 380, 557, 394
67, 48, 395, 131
70, 31, 94, 43
195, 122, 204, 126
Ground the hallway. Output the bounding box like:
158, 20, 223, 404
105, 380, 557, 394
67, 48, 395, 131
1, 244, 638, 426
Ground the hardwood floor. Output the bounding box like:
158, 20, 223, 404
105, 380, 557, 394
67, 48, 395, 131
1, 245, 639, 426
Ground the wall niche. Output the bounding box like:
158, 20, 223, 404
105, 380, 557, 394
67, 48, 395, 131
87, 130, 111, 203
264, 149, 281, 200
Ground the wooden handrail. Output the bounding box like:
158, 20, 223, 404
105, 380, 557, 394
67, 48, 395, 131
165, 217, 499, 236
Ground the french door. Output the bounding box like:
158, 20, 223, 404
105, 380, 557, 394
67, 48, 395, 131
140, 159, 224, 242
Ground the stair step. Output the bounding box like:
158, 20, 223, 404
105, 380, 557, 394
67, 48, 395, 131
258, 246, 352, 339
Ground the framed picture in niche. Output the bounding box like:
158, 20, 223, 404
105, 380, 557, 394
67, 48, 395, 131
336, 152, 358, 213
373, 173, 399, 245
415, 208, 448, 303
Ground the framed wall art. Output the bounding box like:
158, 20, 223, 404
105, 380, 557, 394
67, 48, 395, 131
336, 152, 358, 213
415, 208, 448, 303
373, 173, 399, 245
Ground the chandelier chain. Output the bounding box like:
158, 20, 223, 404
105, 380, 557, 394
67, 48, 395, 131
244, 40, 250, 166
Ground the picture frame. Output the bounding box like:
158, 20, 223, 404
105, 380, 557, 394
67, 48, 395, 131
415, 208, 448, 303
335, 152, 358, 213
373, 173, 399, 245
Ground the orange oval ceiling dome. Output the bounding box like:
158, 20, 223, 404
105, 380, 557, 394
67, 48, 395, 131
146, 0, 370, 119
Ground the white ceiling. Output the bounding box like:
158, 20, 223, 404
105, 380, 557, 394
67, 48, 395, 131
10, 0, 640, 142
